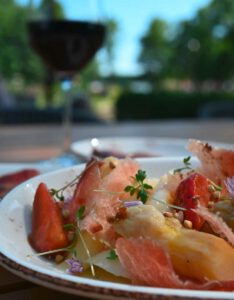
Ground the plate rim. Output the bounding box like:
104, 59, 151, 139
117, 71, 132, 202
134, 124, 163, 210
70, 136, 234, 158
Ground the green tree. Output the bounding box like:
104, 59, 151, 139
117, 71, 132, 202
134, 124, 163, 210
171, 0, 234, 85
39, 0, 65, 19
105, 18, 118, 76
138, 19, 173, 86
0, 0, 43, 83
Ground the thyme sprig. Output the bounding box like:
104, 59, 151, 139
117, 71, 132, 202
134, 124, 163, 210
76, 206, 95, 277
26, 234, 78, 258
49, 159, 97, 202
173, 156, 192, 174
124, 170, 153, 204
106, 249, 118, 260
153, 197, 186, 211
49, 176, 80, 201
208, 180, 222, 192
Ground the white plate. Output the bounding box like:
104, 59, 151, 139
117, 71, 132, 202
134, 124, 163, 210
70, 137, 234, 159
0, 157, 233, 299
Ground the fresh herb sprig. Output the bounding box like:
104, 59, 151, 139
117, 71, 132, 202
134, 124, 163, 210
153, 197, 186, 211
124, 169, 153, 204
209, 180, 222, 192
106, 249, 118, 260
173, 156, 192, 174
76, 206, 96, 277
49, 176, 80, 201
49, 160, 97, 202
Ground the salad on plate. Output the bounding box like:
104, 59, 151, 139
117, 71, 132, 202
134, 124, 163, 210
28, 139, 234, 291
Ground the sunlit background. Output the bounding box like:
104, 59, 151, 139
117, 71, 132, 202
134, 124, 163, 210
1, 0, 234, 123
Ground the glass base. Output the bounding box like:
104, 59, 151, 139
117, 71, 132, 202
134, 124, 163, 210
37, 152, 85, 172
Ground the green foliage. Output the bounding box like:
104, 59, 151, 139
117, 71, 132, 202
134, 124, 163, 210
0, 0, 44, 83
116, 91, 234, 120
104, 18, 118, 75
139, 0, 234, 85
39, 0, 65, 19
79, 59, 100, 90
139, 19, 173, 83
171, 0, 234, 82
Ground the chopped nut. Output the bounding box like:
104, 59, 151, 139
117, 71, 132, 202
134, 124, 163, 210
212, 191, 221, 201
55, 255, 64, 263
174, 211, 184, 222
163, 212, 173, 218
192, 195, 200, 201
208, 201, 214, 208
107, 207, 128, 223
208, 185, 216, 193
68, 231, 75, 241
109, 161, 116, 169
183, 219, 193, 229
62, 209, 70, 218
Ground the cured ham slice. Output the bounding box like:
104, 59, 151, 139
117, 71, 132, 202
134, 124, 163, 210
116, 237, 234, 291
195, 206, 234, 247
68, 158, 139, 244
68, 159, 102, 221
187, 139, 234, 187
116, 237, 182, 288
114, 205, 234, 281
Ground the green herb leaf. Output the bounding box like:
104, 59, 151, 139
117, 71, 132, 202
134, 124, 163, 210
77, 206, 85, 220
137, 188, 148, 204
143, 183, 153, 190
124, 169, 153, 204
209, 180, 222, 192
63, 223, 74, 230
106, 249, 118, 260
124, 185, 133, 192
49, 188, 64, 201
173, 156, 192, 174
135, 170, 146, 183
183, 156, 191, 166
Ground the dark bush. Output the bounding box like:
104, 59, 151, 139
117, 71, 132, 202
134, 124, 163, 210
116, 91, 234, 120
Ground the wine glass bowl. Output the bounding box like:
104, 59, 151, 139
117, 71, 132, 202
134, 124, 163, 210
27, 20, 106, 78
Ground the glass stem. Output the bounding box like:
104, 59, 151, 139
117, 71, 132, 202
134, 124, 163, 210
61, 79, 73, 153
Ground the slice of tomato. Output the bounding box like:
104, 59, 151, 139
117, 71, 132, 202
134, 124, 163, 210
30, 182, 68, 253
174, 172, 211, 230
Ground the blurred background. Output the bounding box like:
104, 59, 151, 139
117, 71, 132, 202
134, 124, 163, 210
1, 0, 234, 124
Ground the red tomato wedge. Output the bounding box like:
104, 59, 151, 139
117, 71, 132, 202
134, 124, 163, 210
30, 183, 69, 253
174, 172, 211, 230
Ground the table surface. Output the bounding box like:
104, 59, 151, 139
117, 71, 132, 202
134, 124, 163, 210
0, 119, 234, 299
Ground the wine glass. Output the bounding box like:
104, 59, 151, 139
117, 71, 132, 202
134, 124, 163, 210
27, 0, 106, 168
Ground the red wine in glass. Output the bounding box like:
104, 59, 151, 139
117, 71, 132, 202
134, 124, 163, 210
27, 20, 106, 76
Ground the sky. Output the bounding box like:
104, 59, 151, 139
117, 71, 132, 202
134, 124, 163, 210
18, 0, 211, 75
